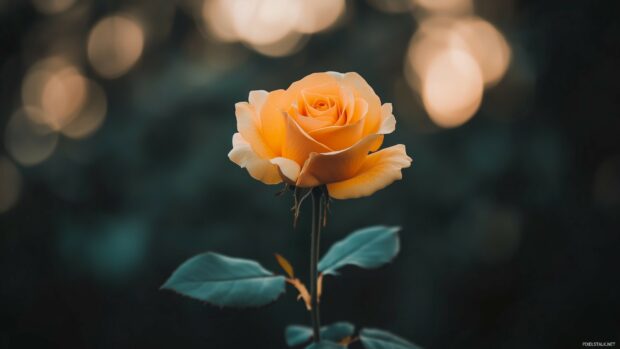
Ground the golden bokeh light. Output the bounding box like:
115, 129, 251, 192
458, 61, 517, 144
421, 49, 483, 128
201, 0, 343, 56
0, 157, 22, 214
5, 108, 59, 166
408, 17, 511, 86
249, 32, 308, 58
61, 80, 108, 139
202, 0, 239, 42
21, 57, 106, 136
406, 17, 465, 91
453, 18, 511, 86
21, 60, 52, 118
32, 0, 75, 15
294, 0, 345, 34
406, 16, 511, 127
414, 0, 473, 14
40, 66, 88, 129
87, 15, 145, 78
230, 0, 302, 46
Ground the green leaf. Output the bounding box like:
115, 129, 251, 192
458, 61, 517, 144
321, 322, 355, 343
318, 226, 400, 275
285, 325, 313, 347
306, 341, 344, 349
359, 328, 423, 349
161, 252, 286, 307
285, 322, 355, 346
275, 253, 295, 278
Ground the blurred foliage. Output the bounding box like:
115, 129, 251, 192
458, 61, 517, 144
1, 0, 619, 348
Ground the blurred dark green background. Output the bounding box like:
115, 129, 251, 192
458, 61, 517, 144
1, 0, 619, 348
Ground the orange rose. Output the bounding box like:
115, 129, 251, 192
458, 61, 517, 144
228, 72, 412, 199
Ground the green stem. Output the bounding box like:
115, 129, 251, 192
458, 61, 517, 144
310, 187, 323, 342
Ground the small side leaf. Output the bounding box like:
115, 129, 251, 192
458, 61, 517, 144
321, 322, 355, 343
306, 341, 345, 349
161, 252, 286, 307
286, 325, 313, 347
286, 278, 312, 310
285, 322, 355, 347
359, 328, 423, 349
275, 253, 295, 278
318, 226, 400, 275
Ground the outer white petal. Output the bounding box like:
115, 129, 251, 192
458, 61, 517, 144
378, 103, 396, 134
228, 133, 301, 185
326, 71, 345, 79
270, 157, 300, 183
235, 102, 275, 159
228, 133, 282, 185
249, 90, 268, 114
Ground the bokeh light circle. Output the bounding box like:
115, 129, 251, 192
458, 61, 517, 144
249, 32, 307, 57
87, 15, 145, 78
421, 49, 483, 128
5, 108, 59, 166
22, 57, 96, 131
295, 0, 345, 34
230, 0, 302, 46
453, 18, 511, 86
414, 0, 473, 14
61, 80, 108, 139
202, 0, 239, 42
201, 0, 342, 56
32, 0, 75, 14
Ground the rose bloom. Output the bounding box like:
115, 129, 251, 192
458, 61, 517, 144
228, 72, 412, 199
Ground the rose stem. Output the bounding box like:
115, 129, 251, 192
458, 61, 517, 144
310, 187, 323, 342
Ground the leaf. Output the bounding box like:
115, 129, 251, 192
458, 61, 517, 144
285, 322, 355, 347
285, 325, 313, 347
161, 252, 286, 307
306, 341, 344, 349
321, 322, 355, 343
286, 278, 311, 310
318, 226, 400, 275
359, 328, 423, 349
275, 253, 295, 278
339, 336, 354, 346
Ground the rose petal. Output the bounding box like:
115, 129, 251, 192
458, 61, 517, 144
378, 103, 396, 134
307, 103, 338, 118
288, 104, 334, 131
259, 89, 288, 155
301, 82, 341, 99
249, 90, 269, 115
235, 102, 275, 159
296, 134, 382, 187
282, 113, 332, 165
368, 135, 384, 152
302, 91, 339, 119
308, 116, 365, 150
286, 73, 338, 102
329, 72, 383, 136
364, 103, 396, 152
335, 85, 355, 126
228, 133, 282, 185
327, 144, 412, 199
270, 157, 300, 184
